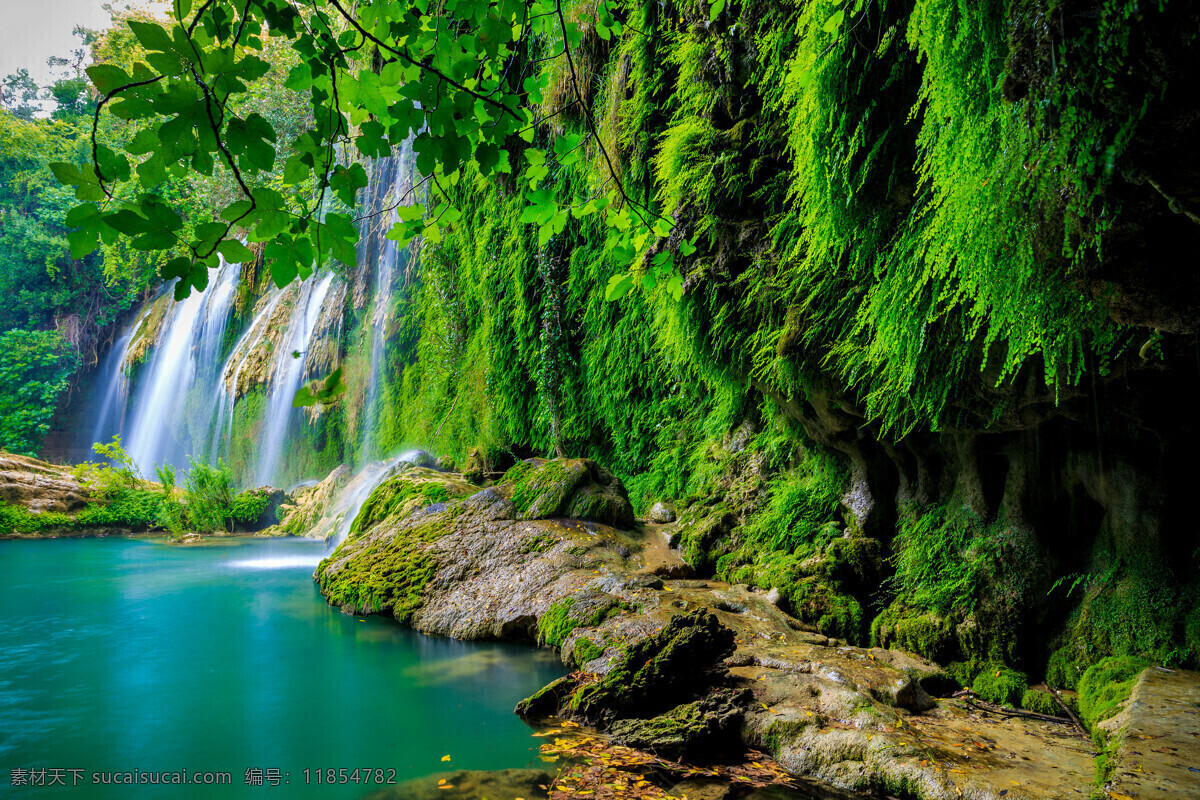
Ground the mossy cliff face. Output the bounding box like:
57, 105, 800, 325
299, 0, 1199, 696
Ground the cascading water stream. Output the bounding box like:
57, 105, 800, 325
357, 144, 418, 460
300, 451, 420, 552
254, 271, 338, 486
208, 285, 288, 462
87, 327, 134, 451
121, 258, 241, 473
90, 258, 241, 475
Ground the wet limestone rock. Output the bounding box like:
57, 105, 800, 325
273, 464, 351, 538
566, 609, 737, 723
648, 501, 677, 524
315, 458, 640, 638
0, 454, 90, 514
1098, 667, 1200, 800
607, 690, 748, 762
519, 609, 743, 760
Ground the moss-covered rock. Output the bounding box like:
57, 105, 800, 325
972, 664, 1028, 707
498, 458, 634, 528
607, 689, 747, 761
317, 506, 464, 619
1078, 656, 1148, 728
347, 467, 475, 539
536, 591, 623, 648
872, 607, 953, 662
570, 636, 605, 666
519, 609, 736, 727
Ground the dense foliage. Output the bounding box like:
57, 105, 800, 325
0, 330, 79, 454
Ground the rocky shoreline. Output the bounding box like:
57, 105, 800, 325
6, 451, 1195, 799
305, 455, 1197, 800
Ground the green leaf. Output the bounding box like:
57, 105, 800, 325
127, 20, 177, 54
605, 273, 635, 302
823, 9, 845, 32
216, 239, 255, 263
281, 155, 310, 186
85, 64, 130, 95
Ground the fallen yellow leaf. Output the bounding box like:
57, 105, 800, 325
440, 755, 451, 762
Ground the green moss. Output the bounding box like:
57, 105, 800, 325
347, 470, 468, 540
1020, 689, 1060, 716
1047, 645, 1084, 691
972, 664, 1028, 707
537, 595, 623, 649
316, 507, 463, 619
872, 607, 952, 662
1077, 656, 1147, 728
571, 637, 604, 666
537, 598, 578, 648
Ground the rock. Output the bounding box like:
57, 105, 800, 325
435, 454, 456, 472
0, 454, 90, 514
608, 688, 748, 761
462, 447, 487, 484
519, 609, 736, 726
887, 676, 937, 712
647, 501, 676, 523
623, 574, 664, 590
1099, 668, 1200, 800
273, 464, 351, 538
765, 587, 783, 607
399, 450, 437, 469
514, 675, 574, 718
499, 458, 635, 528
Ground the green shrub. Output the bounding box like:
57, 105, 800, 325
181, 459, 234, 533
154, 464, 185, 536
1078, 656, 1147, 728
230, 489, 273, 527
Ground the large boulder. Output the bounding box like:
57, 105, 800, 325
498, 458, 635, 528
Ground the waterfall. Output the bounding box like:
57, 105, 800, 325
91, 258, 240, 476
357, 144, 418, 459
209, 285, 288, 462
303, 452, 419, 550
87, 327, 134, 453
253, 271, 338, 486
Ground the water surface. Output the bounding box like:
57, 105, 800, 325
0, 537, 564, 797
